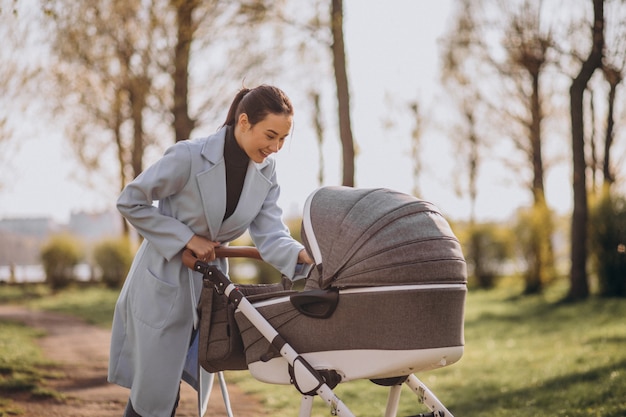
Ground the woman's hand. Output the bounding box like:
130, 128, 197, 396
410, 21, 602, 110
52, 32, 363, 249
185, 235, 221, 262
298, 249, 314, 264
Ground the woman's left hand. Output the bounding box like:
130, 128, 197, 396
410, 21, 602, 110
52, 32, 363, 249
298, 249, 314, 264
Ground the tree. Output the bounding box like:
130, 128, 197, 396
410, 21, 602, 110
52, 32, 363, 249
170, 0, 199, 142
440, 0, 484, 224
40, 0, 289, 237
440, 0, 557, 293
43, 0, 170, 194
330, 0, 356, 186
568, 0, 604, 300
310, 90, 326, 186
0, 2, 41, 191
599, 0, 626, 189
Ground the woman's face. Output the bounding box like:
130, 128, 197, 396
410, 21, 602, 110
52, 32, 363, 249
236, 113, 293, 163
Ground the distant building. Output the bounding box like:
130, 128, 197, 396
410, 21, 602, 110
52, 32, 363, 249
0, 217, 60, 238
68, 210, 123, 241
0, 210, 123, 268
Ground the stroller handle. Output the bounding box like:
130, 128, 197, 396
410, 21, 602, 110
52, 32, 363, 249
182, 247, 262, 270
215, 246, 262, 260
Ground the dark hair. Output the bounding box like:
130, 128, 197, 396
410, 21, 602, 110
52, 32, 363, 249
222, 85, 294, 127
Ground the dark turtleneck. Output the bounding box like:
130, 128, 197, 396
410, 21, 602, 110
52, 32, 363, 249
223, 125, 250, 220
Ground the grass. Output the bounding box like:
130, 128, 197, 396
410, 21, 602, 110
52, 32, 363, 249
0, 282, 119, 327
0, 282, 118, 415
1, 280, 625, 416
0, 319, 64, 415
25, 285, 119, 328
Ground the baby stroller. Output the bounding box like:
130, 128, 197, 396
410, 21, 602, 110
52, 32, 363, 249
191, 186, 467, 417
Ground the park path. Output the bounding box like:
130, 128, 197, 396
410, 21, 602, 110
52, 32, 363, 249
0, 305, 266, 417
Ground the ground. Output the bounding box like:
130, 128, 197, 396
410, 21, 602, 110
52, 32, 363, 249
0, 305, 266, 417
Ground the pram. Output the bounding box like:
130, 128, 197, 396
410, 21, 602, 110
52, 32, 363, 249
190, 186, 467, 417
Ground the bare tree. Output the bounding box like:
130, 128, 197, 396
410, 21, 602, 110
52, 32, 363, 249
310, 90, 326, 186
439, 0, 484, 225
331, 0, 355, 186
441, 0, 557, 293
599, 0, 626, 189
568, 0, 605, 300
0, 3, 41, 191
407, 102, 423, 198
171, 0, 199, 142
44, 0, 170, 184
40, 0, 288, 212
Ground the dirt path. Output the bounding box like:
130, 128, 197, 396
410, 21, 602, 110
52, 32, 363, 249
0, 305, 266, 417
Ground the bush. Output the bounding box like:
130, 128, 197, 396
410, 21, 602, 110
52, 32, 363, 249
589, 192, 626, 297
514, 202, 556, 294
459, 222, 514, 289
93, 237, 134, 288
40, 235, 83, 290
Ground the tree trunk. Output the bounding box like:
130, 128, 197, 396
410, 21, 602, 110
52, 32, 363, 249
113, 90, 129, 236
129, 78, 148, 179
568, 0, 604, 300
310, 90, 325, 186
602, 66, 620, 187
331, 0, 355, 187
526, 69, 554, 294
172, 0, 198, 142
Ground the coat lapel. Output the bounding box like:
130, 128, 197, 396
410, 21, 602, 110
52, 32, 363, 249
197, 130, 227, 240
195, 128, 273, 241
220, 161, 272, 235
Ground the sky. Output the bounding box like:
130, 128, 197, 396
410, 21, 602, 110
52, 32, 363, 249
0, 0, 575, 225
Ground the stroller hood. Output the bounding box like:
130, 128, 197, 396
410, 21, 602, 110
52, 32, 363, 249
301, 186, 467, 289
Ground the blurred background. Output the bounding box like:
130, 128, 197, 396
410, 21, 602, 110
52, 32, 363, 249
0, 0, 624, 299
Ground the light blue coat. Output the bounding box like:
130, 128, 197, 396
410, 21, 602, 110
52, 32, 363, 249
107, 127, 304, 417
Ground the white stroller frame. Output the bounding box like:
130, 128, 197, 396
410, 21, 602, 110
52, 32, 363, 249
193, 255, 456, 417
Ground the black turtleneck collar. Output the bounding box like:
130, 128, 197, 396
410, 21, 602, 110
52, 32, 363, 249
223, 125, 249, 220
224, 125, 249, 167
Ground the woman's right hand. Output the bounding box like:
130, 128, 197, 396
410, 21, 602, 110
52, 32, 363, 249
185, 235, 221, 263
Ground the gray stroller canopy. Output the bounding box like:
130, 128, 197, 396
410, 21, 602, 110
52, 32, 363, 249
302, 186, 467, 289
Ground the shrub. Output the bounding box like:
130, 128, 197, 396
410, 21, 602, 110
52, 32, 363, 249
459, 222, 514, 289
514, 202, 556, 294
589, 192, 626, 297
93, 237, 134, 288
40, 234, 83, 290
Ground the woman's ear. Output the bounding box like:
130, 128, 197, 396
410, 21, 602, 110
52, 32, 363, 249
238, 113, 249, 132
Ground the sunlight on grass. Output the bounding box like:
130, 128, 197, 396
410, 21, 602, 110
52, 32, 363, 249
0, 321, 56, 392
26, 285, 120, 328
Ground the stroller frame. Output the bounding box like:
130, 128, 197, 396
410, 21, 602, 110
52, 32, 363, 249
194, 259, 455, 417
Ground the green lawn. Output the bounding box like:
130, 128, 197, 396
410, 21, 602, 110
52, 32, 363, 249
0, 320, 64, 415
1, 280, 625, 417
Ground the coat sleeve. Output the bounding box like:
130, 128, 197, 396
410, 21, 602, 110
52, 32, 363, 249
248, 168, 304, 279
117, 142, 196, 261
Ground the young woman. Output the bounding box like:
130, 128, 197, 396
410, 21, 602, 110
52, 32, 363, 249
108, 85, 313, 417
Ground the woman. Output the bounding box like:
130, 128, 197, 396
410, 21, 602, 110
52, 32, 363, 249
108, 85, 313, 417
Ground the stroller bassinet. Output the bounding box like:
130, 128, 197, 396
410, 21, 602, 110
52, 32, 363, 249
234, 186, 467, 386
193, 186, 467, 417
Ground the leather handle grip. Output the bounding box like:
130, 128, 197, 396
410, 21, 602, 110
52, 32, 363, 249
182, 246, 262, 270
214, 246, 262, 260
